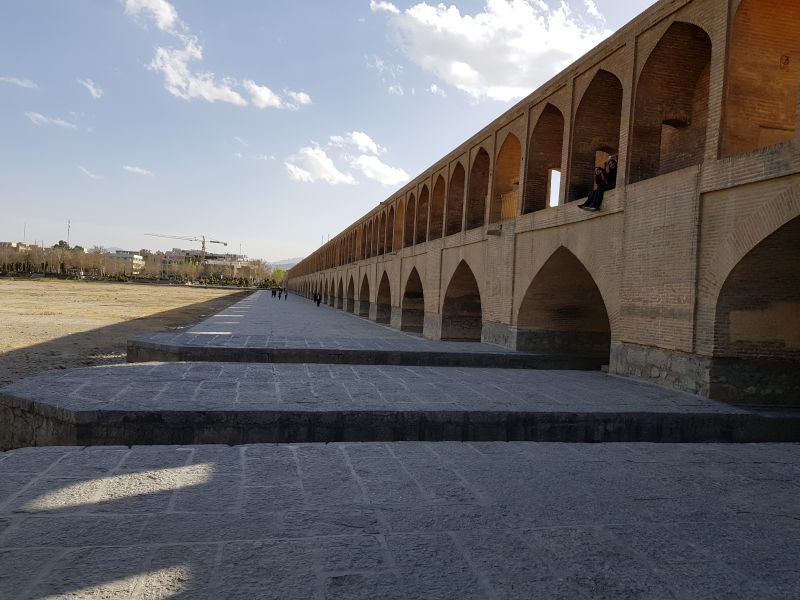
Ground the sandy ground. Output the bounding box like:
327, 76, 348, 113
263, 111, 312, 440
0, 279, 249, 387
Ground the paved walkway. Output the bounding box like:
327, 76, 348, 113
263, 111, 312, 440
127, 291, 602, 368
1, 442, 798, 599
7, 362, 797, 448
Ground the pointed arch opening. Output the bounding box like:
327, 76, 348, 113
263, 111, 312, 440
429, 175, 445, 240
466, 148, 490, 229
394, 200, 405, 251
722, 0, 800, 157
387, 206, 396, 252
490, 134, 522, 223
524, 104, 564, 213
378, 212, 387, 255
630, 22, 711, 183
336, 278, 344, 309
568, 70, 623, 202
358, 274, 371, 318
711, 215, 800, 405
415, 185, 429, 244
346, 276, 356, 313
442, 261, 483, 341
404, 194, 416, 248
516, 247, 610, 359
401, 268, 425, 333
376, 272, 391, 324
446, 163, 466, 236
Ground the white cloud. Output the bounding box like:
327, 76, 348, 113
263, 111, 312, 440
149, 37, 247, 106
285, 145, 356, 185
124, 0, 179, 32
375, 0, 612, 102
0, 76, 39, 90
350, 155, 409, 185
584, 0, 603, 20
233, 136, 248, 147
236, 151, 276, 161
125, 1, 311, 111
427, 83, 447, 97
329, 131, 383, 155
78, 166, 103, 180
24, 111, 76, 129
77, 78, 104, 99
123, 165, 154, 176
388, 84, 404, 96
370, 0, 400, 14
243, 80, 282, 109
286, 90, 312, 108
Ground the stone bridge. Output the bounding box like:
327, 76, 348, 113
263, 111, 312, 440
288, 0, 800, 406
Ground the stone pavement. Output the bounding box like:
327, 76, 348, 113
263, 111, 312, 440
1, 442, 798, 599
127, 291, 603, 369
4, 362, 798, 448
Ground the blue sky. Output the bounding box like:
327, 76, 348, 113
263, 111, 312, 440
0, 0, 656, 261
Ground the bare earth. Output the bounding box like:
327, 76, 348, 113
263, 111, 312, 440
0, 279, 248, 387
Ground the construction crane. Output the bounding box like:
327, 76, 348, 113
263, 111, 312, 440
145, 233, 228, 262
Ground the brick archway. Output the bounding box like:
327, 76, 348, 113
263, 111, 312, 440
516, 246, 610, 358
376, 271, 391, 324
441, 261, 483, 341
524, 104, 564, 213
358, 274, 370, 318
401, 268, 425, 333
630, 22, 711, 183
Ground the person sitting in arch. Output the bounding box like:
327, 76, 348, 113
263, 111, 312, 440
580, 156, 617, 211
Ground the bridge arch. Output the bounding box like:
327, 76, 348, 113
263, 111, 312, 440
446, 162, 466, 236
712, 215, 800, 404
441, 260, 483, 341
404, 193, 416, 248
516, 246, 611, 359
490, 133, 522, 223
430, 175, 445, 240
394, 200, 404, 251
568, 70, 623, 202
401, 267, 425, 333
376, 271, 391, 324
346, 275, 356, 313
358, 274, 370, 317
416, 185, 429, 244
378, 211, 387, 255
722, 0, 800, 157
336, 278, 344, 309
630, 22, 711, 183
387, 206, 396, 252
524, 104, 564, 213
466, 147, 490, 230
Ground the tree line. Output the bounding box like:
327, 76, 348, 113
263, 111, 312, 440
0, 241, 286, 288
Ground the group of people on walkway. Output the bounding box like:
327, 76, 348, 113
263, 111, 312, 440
271, 287, 288, 300
313, 292, 322, 307
578, 157, 617, 211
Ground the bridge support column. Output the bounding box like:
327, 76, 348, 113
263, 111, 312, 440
368, 302, 378, 321
423, 312, 442, 340
481, 322, 515, 348
610, 342, 712, 398
390, 306, 403, 330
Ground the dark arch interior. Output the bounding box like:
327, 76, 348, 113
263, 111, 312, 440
336, 279, 344, 309
711, 215, 800, 406
416, 186, 429, 245
441, 261, 483, 341
568, 70, 623, 201
630, 22, 711, 183
429, 176, 445, 240
466, 149, 490, 230
404, 195, 416, 248
446, 163, 466, 236
376, 272, 391, 324
358, 276, 370, 318
516, 247, 610, 359
346, 277, 355, 313
401, 268, 425, 333
524, 104, 564, 213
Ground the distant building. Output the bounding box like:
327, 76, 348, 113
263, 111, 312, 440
114, 251, 145, 275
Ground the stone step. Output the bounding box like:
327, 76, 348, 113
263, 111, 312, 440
2, 363, 798, 449
128, 333, 605, 370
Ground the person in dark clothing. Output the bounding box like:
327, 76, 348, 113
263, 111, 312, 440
278, 289, 282, 299
605, 158, 618, 190
316, 293, 322, 307
579, 166, 608, 210
283, 288, 287, 300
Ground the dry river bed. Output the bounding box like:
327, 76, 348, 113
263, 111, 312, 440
0, 279, 248, 387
